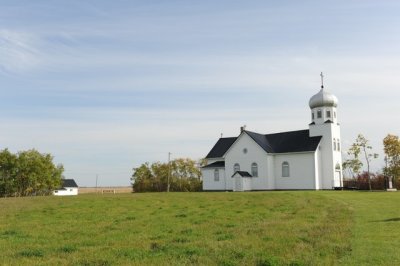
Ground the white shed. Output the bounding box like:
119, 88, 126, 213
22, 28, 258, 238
53, 179, 79, 196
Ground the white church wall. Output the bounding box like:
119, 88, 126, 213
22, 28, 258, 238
201, 168, 227, 190
225, 133, 269, 190
274, 152, 316, 189
310, 122, 342, 189
267, 155, 276, 190
332, 125, 343, 187
313, 146, 323, 190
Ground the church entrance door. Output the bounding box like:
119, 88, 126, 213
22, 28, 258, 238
235, 176, 243, 191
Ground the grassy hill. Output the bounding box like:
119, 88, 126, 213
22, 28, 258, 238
0, 191, 399, 265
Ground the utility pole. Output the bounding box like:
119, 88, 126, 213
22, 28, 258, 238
167, 152, 171, 192
95, 174, 98, 193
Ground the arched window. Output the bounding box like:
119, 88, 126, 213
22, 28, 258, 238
335, 163, 341, 170
333, 138, 337, 151
337, 139, 340, 151
251, 163, 258, 177
282, 162, 290, 177
311, 112, 314, 120
233, 163, 240, 173
326, 110, 331, 118
214, 169, 219, 181
317, 109, 322, 118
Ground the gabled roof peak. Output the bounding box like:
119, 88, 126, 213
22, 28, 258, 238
232, 171, 252, 178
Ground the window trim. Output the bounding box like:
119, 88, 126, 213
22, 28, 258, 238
233, 163, 240, 173
282, 161, 290, 177
251, 162, 258, 177
214, 169, 219, 181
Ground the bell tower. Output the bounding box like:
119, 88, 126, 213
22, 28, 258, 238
309, 73, 343, 189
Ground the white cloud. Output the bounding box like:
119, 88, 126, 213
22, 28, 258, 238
0, 29, 42, 73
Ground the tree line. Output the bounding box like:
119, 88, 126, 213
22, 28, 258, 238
131, 158, 202, 192
0, 149, 64, 197
343, 133, 400, 190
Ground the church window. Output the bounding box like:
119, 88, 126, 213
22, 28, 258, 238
282, 162, 290, 177
312, 112, 314, 120
337, 139, 340, 151
333, 138, 337, 151
251, 163, 258, 177
326, 110, 331, 118
317, 109, 322, 118
214, 169, 219, 181
234, 163, 240, 173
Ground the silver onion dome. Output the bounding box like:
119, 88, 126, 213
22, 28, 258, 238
309, 87, 338, 109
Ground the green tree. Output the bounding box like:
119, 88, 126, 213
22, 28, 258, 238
0, 149, 63, 197
383, 134, 400, 183
131, 163, 153, 192
131, 158, 202, 192
0, 149, 18, 196
170, 158, 201, 192
16, 150, 63, 196
343, 143, 363, 178
346, 134, 378, 190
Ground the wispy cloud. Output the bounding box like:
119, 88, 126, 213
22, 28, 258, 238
0, 30, 43, 73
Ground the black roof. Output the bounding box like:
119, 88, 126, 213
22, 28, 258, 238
62, 179, 78, 188
205, 137, 237, 158
232, 171, 252, 178
202, 161, 225, 168
246, 129, 322, 153
205, 129, 321, 158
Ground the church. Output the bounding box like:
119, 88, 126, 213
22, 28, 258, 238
201, 75, 343, 191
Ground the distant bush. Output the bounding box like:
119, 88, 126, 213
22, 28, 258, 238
343, 172, 398, 190
131, 158, 202, 192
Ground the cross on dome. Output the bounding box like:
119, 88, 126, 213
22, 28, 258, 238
309, 72, 338, 109
320, 72, 324, 89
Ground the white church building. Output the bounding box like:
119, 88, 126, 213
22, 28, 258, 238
201, 76, 343, 191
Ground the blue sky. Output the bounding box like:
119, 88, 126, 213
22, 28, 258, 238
1, 1, 399, 186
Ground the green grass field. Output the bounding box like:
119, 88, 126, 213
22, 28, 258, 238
0, 191, 399, 265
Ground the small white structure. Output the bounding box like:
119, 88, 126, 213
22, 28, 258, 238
201, 74, 343, 191
232, 171, 253, 191
53, 179, 79, 196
